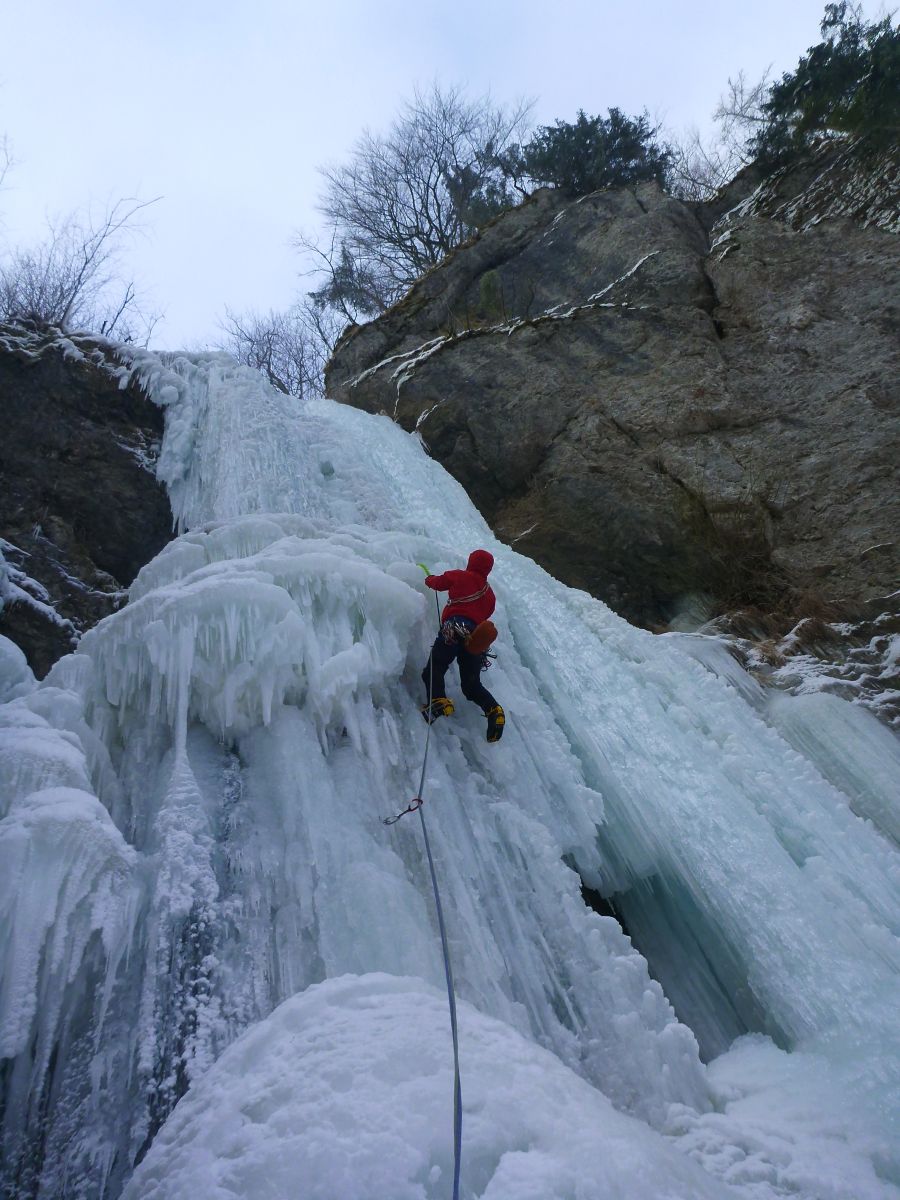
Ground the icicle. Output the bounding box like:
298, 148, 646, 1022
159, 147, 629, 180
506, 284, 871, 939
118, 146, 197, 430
1, 351, 897, 1199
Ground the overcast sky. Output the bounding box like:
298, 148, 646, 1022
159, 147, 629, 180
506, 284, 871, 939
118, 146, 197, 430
2, 1, 856, 348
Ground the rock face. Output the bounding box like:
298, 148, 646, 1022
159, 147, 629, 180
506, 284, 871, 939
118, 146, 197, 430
0, 323, 173, 676
703, 593, 900, 729
326, 145, 900, 631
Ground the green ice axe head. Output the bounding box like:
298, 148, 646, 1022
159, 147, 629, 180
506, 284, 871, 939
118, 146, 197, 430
418, 561, 441, 625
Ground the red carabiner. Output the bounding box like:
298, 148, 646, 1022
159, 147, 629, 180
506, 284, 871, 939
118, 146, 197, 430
383, 797, 423, 826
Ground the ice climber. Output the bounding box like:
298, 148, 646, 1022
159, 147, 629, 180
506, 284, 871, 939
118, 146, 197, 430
421, 549, 505, 742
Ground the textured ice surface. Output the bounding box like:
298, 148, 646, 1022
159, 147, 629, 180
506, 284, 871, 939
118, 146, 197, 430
0, 635, 35, 703
766, 690, 900, 844
124, 973, 732, 1200
668, 1034, 900, 1200
1, 353, 898, 1199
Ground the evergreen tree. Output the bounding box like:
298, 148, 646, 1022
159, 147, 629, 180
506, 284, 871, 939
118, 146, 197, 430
753, 2, 899, 164
508, 109, 670, 197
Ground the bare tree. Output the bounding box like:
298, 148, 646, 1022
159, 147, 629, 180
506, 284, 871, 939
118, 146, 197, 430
0, 135, 13, 193
714, 70, 772, 155
0, 196, 159, 338
667, 70, 771, 200
294, 229, 387, 325
667, 130, 738, 201
301, 84, 532, 319
218, 299, 344, 398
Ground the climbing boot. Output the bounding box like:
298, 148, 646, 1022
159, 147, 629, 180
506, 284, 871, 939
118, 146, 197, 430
421, 696, 455, 724
485, 704, 505, 742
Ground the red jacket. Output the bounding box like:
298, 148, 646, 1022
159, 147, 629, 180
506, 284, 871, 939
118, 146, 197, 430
426, 550, 496, 624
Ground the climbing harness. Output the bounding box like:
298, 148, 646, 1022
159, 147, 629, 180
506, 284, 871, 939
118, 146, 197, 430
442, 617, 476, 644
384, 568, 463, 1200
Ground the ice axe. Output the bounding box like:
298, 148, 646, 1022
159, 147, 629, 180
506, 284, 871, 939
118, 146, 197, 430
418, 563, 441, 623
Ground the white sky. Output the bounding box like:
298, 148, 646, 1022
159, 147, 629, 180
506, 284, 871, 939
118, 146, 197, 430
2, 0, 845, 348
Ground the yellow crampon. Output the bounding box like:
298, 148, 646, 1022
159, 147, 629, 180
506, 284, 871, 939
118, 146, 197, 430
486, 704, 505, 742
421, 696, 455, 724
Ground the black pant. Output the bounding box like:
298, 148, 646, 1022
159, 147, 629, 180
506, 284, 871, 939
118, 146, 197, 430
422, 634, 498, 713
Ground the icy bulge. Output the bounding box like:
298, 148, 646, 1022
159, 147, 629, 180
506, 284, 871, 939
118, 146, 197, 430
0, 353, 897, 1200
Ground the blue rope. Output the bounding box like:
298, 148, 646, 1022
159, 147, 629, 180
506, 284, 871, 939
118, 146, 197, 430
417, 801, 463, 1200
418, 585, 463, 1200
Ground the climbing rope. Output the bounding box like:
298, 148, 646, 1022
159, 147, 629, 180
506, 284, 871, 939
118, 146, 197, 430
383, 575, 463, 1200
416, 786, 463, 1200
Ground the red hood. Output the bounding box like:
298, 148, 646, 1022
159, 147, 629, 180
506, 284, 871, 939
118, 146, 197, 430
466, 549, 494, 578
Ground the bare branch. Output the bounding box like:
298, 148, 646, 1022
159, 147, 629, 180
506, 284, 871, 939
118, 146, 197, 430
100, 282, 136, 338
0, 195, 160, 338
217, 301, 344, 398
715, 69, 772, 134
666, 69, 772, 199
0, 134, 13, 193
304, 83, 533, 317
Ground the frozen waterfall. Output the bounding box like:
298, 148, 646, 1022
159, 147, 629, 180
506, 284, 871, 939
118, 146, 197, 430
1, 352, 897, 1200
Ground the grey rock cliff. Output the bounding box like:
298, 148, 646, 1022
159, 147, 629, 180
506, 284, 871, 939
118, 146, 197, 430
326, 146, 899, 633
0, 322, 173, 676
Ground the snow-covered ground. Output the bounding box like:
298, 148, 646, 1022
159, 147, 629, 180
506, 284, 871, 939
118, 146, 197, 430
1, 352, 897, 1199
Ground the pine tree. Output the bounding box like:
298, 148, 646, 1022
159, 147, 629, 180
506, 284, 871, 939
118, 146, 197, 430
509, 109, 670, 197
753, 2, 899, 165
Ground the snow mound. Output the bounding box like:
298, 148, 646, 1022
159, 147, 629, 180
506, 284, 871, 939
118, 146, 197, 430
669, 1035, 900, 1200
124, 973, 730, 1200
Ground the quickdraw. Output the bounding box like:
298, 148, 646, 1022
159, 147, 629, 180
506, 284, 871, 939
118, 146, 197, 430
382, 797, 423, 826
